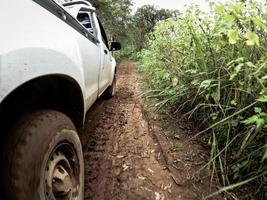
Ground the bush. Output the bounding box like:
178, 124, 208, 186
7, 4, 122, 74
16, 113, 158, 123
137, 1, 267, 198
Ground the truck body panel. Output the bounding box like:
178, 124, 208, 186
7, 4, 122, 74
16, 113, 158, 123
0, 0, 116, 114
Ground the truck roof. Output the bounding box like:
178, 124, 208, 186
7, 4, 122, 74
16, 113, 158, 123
54, 0, 95, 18
62, 0, 92, 7
53, 0, 94, 8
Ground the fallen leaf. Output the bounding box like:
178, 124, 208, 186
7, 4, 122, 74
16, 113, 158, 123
116, 155, 125, 159
141, 186, 152, 192
141, 122, 145, 127
163, 183, 172, 190
174, 135, 180, 140
155, 192, 165, 200
122, 164, 129, 171
137, 175, 146, 180
148, 168, 154, 174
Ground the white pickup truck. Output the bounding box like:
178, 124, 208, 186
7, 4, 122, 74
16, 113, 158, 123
0, 0, 121, 199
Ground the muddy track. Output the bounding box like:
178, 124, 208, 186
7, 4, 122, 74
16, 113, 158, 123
80, 60, 221, 200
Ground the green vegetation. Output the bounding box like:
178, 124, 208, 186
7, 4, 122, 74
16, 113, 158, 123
130, 5, 178, 51
164, 130, 177, 139
90, 0, 178, 61
90, 0, 132, 45
137, 1, 267, 198
89, 0, 267, 198
170, 143, 181, 151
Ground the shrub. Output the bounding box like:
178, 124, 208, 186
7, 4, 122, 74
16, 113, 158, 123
137, 1, 267, 198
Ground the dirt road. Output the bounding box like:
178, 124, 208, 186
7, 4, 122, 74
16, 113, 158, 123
81, 60, 221, 200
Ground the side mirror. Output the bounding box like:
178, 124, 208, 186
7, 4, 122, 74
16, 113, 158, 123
110, 42, 121, 51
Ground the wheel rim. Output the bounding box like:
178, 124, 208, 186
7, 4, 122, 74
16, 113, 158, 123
44, 143, 80, 200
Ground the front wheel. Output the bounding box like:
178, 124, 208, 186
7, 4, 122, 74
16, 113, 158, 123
4, 110, 84, 200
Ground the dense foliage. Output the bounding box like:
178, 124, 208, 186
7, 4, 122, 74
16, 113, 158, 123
131, 5, 178, 51
90, 0, 133, 43
137, 1, 267, 198
89, 0, 177, 61
88, 0, 267, 197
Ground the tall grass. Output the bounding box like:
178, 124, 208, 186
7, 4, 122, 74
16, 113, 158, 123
137, 1, 267, 198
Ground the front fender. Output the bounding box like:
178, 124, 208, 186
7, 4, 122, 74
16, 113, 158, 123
0, 47, 86, 105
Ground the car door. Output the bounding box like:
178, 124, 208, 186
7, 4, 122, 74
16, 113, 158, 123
76, 9, 101, 108
96, 18, 112, 94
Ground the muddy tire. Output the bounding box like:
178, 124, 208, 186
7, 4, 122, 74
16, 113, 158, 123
4, 110, 84, 200
102, 71, 117, 99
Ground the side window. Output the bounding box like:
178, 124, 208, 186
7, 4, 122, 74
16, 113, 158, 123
97, 18, 109, 49
77, 12, 95, 36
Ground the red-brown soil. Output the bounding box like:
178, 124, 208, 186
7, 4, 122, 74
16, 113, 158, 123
80, 60, 222, 200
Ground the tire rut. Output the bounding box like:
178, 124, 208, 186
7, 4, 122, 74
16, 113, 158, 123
82, 60, 222, 200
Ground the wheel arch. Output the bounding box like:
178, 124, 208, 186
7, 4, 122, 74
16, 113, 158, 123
0, 74, 85, 131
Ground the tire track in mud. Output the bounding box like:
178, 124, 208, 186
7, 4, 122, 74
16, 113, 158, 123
81, 60, 222, 200
81, 61, 174, 200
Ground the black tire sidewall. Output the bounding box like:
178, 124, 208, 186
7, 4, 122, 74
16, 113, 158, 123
7, 110, 84, 200
39, 129, 84, 200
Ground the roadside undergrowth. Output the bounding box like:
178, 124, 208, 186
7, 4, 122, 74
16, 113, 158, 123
136, 1, 267, 199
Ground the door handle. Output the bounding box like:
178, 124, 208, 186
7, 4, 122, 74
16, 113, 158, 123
104, 50, 108, 54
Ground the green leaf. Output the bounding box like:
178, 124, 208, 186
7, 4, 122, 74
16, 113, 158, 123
191, 80, 199, 86
253, 18, 267, 29
263, 151, 267, 161
211, 92, 218, 102
172, 77, 178, 87
224, 14, 236, 22
210, 112, 219, 120
254, 107, 262, 114
235, 63, 243, 72
232, 4, 242, 14
244, 31, 260, 46
255, 118, 265, 130
242, 115, 258, 125
231, 100, 237, 106
215, 5, 225, 14
229, 63, 243, 80
257, 95, 267, 102
246, 62, 257, 68
200, 80, 212, 89
260, 112, 267, 118
261, 75, 267, 80
227, 29, 240, 44
229, 73, 236, 80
